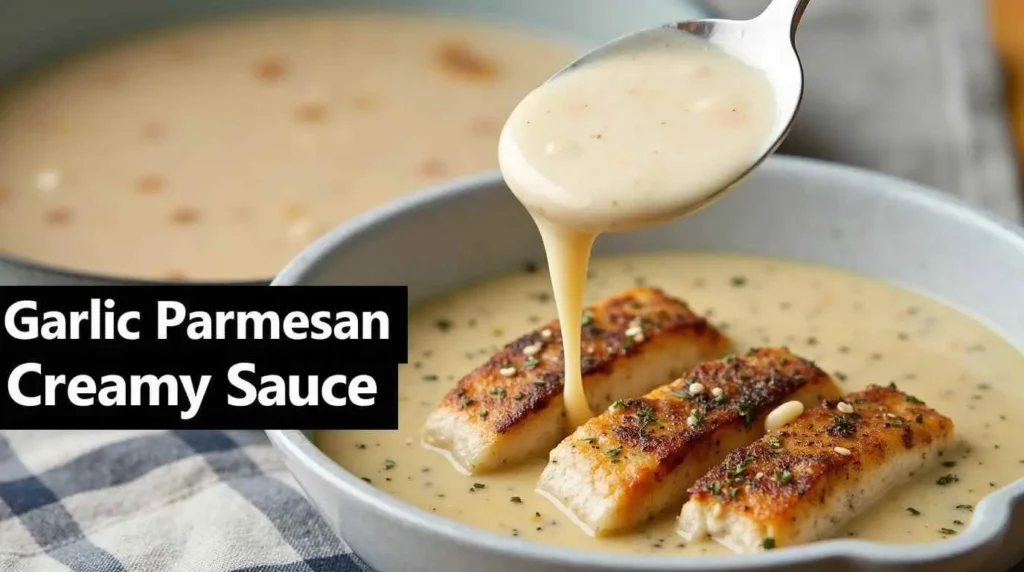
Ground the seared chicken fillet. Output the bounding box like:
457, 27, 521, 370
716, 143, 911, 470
678, 384, 955, 553
537, 347, 842, 535
423, 286, 730, 474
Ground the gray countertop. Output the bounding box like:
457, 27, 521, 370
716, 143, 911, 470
710, 0, 1023, 222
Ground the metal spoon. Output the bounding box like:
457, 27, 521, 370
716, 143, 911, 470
547, 0, 809, 210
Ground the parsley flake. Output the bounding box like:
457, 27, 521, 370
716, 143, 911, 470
735, 402, 755, 427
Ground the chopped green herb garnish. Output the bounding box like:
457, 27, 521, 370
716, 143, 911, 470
637, 405, 657, 428
730, 276, 748, 287
775, 469, 793, 485
610, 399, 626, 409
888, 382, 899, 390
942, 461, 956, 468
731, 455, 755, 476
687, 408, 705, 429
490, 387, 506, 397
513, 392, 525, 400
523, 356, 539, 370
728, 487, 740, 499
712, 392, 729, 406
768, 436, 782, 449
581, 310, 594, 326
762, 537, 776, 550
955, 504, 974, 511
705, 482, 722, 496
510, 496, 523, 504
905, 394, 924, 404
422, 374, 439, 381
939, 528, 957, 536
581, 437, 597, 444
606, 446, 623, 458
459, 397, 474, 408
473, 483, 486, 489
906, 507, 921, 516
361, 477, 372, 483
383, 459, 396, 470
670, 389, 692, 400
435, 319, 452, 332
735, 402, 754, 427
479, 410, 489, 418
936, 474, 959, 486
953, 520, 964, 526
827, 414, 857, 438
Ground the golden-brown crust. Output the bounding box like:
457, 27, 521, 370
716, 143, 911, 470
437, 286, 728, 434
687, 384, 955, 523
567, 347, 839, 499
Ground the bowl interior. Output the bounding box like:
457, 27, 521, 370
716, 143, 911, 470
271, 155, 1024, 569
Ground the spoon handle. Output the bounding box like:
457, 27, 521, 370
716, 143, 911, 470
757, 0, 810, 38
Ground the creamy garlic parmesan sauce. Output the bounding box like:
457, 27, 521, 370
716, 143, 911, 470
318, 253, 1024, 554
0, 12, 574, 280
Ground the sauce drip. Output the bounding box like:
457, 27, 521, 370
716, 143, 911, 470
498, 30, 776, 428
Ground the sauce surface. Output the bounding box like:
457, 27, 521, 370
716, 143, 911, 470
317, 252, 1024, 555
0, 12, 574, 280
497, 31, 775, 428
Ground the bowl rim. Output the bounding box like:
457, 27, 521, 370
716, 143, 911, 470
268, 154, 1024, 569
0, 249, 267, 285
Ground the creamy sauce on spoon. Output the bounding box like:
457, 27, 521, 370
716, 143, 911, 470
498, 31, 776, 427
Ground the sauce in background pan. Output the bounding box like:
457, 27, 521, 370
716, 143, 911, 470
0, 12, 575, 280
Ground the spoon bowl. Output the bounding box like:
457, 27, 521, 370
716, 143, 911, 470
544, 0, 809, 215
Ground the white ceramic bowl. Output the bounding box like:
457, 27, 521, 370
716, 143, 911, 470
268, 156, 1024, 572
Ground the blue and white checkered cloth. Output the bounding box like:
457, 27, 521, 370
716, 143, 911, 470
4, 430, 1023, 571
0, 431, 368, 572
